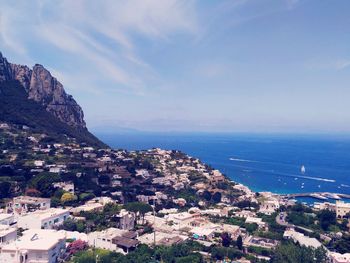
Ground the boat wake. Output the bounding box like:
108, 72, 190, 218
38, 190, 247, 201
292, 175, 336, 183
228, 163, 336, 183
229, 157, 258, 163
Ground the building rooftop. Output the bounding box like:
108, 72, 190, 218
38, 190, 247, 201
0, 213, 13, 221
1, 229, 65, 251
13, 196, 50, 204
19, 208, 69, 221
112, 236, 139, 248
245, 216, 264, 225
0, 225, 16, 237
284, 229, 322, 249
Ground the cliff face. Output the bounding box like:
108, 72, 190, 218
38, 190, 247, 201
0, 52, 86, 128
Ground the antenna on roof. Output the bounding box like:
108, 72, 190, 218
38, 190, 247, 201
30, 234, 38, 241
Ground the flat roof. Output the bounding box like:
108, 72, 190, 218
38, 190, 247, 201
0, 225, 16, 237
20, 208, 69, 220
1, 229, 65, 251
0, 213, 13, 221
13, 196, 50, 204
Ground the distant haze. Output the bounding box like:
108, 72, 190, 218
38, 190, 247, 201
1, 0, 350, 133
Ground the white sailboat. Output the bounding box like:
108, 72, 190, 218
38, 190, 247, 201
301, 165, 306, 174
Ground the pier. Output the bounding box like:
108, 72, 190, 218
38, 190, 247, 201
280, 192, 350, 201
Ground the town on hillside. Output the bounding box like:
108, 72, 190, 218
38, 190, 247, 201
0, 122, 350, 263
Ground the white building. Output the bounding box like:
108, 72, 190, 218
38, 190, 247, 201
0, 229, 66, 263
53, 181, 75, 194
329, 252, 350, 263
336, 201, 350, 219
34, 160, 45, 167
313, 202, 336, 211
190, 226, 218, 240
0, 213, 14, 225
245, 216, 267, 229
115, 210, 136, 230
17, 208, 69, 230
138, 231, 187, 246
259, 200, 280, 215
7, 196, 51, 216
49, 167, 62, 173
0, 225, 17, 247
165, 212, 200, 230
283, 228, 322, 249
88, 228, 139, 254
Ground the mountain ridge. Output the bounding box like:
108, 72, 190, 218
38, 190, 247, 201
0, 52, 85, 128
0, 52, 106, 148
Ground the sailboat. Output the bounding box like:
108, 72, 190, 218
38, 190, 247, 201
301, 165, 306, 174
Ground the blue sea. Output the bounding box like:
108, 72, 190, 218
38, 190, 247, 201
96, 132, 350, 197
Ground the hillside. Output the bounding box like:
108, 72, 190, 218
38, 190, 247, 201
0, 52, 86, 128
0, 80, 105, 147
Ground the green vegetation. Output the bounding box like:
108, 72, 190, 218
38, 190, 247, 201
71, 242, 204, 263
317, 209, 337, 231
271, 241, 328, 263
286, 203, 341, 233
75, 203, 122, 232
28, 172, 61, 197
62, 218, 86, 232
0, 80, 105, 147
248, 246, 272, 257
124, 202, 153, 225
329, 234, 350, 254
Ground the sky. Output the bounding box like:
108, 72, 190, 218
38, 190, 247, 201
0, 0, 350, 133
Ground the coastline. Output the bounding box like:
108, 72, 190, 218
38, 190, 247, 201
97, 131, 350, 205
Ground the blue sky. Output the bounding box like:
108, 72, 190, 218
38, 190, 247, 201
0, 0, 349, 133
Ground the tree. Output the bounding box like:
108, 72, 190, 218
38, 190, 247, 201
67, 240, 88, 255
62, 218, 78, 231
212, 192, 222, 203
29, 172, 61, 197
124, 202, 152, 225
98, 175, 110, 185
61, 192, 77, 203
0, 182, 11, 198
318, 209, 336, 231
245, 223, 258, 234
236, 235, 243, 250
271, 242, 328, 263
211, 247, 242, 261
79, 192, 95, 202
221, 232, 232, 247
202, 190, 212, 201
331, 234, 350, 253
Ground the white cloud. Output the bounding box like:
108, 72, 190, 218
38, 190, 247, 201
0, 0, 198, 94
0, 6, 27, 55
285, 0, 300, 10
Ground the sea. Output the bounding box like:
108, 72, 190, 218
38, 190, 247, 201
96, 132, 350, 202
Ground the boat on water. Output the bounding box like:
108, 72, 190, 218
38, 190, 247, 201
301, 165, 306, 174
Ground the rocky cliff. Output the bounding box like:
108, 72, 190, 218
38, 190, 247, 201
0, 52, 86, 128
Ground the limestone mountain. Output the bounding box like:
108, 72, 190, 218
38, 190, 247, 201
0, 52, 85, 128
0, 52, 105, 147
